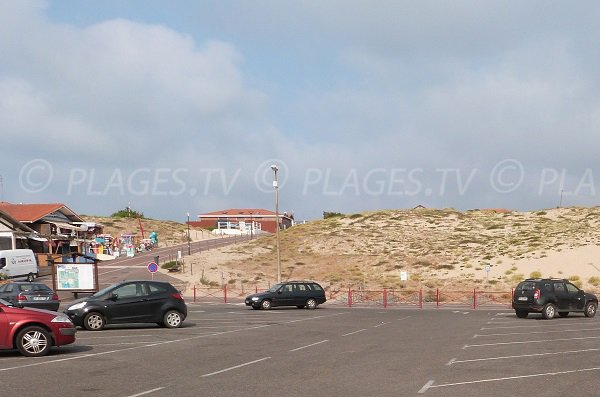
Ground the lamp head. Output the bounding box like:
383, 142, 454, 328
270, 164, 278, 172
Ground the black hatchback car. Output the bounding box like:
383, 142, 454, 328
64, 280, 187, 330
0, 282, 60, 311
512, 278, 598, 319
245, 281, 327, 310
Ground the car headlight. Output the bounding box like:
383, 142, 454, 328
67, 301, 87, 310
251, 297, 260, 301
51, 315, 73, 324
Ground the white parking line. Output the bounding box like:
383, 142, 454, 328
201, 357, 271, 377
450, 348, 600, 365
481, 321, 597, 330
127, 387, 165, 396
0, 312, 345, 373
290, 340, 329, 352
76, 334, 156, 340
342, 329, 366, 337
464, 335, 600, 348
419, 366, 600, 393
475, 327, 600, 337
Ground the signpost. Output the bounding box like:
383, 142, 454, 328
147, 261, 158, 280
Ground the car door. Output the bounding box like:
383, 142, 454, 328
552, 282, 570, 311
105, 282, 150, 323
143, 282, 171, 321
293, 283, 310, 306
0, 308, 8, 348
565, 282, 585, 311
273, 283, 294, 307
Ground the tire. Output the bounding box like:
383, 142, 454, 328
515, 310, 528, 318
26, 273, 35, 282
585, 302, 597, 318
542, 303, 557, 320
260, 299, 272, 310
306, 298, 317, 310
558, 312, 569, 318
163, 310, 183, 328
16, 326, 51, 357
83, 312, 106, 331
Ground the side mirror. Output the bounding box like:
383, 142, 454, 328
108, 293, 118, 301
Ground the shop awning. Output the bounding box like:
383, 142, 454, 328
53, 222, 83, 231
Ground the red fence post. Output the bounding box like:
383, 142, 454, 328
348, 287, 352, 307
255, 286, 258, 294
419, 288, 423, 309
436, 288, 439, 308
224, 285, 228, 304
473, 288, 477, 309
383, 288, 387, 308
193, 285, 197, 303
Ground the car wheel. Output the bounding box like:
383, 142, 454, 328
260, 299, 272, 310
515, 310, 528, 318
585, 302, 597, 318
26, 273, 35, 282
16, 326, 51, 357
558, 312, 569, 318
163, 310, 183, 328
542, 303, 557, 319
306, 298, 317, 310
83, 312, 106, 331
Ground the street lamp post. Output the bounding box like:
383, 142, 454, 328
187, 212, 191, 256
271, 165, 281, 283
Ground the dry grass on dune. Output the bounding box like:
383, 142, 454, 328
174, 207, 600, 293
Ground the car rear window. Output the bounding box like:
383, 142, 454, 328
516, 281, 537, 292
311, 283, 323, 291
148, 283, 170, 294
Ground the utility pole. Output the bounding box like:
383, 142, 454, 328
271, 165, 281, 283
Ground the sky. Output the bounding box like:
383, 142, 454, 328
2, 1, 600, 221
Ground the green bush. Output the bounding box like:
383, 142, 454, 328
323, 211, 344, 219
111, 207, 144, 218
588, 276, 600, 287
161, 260, 182, 270
529, 270, 543, 278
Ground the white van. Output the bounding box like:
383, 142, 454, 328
0, 249, 39, 282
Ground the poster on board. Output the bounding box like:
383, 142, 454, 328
56, 263, 95, 290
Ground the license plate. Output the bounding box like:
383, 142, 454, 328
32, 296, 49, 301
518, 296, 528, 301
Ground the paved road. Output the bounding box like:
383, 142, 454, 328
50, 235, 251, 303
2, 305, 599, 396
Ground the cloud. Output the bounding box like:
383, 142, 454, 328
3, 2, 600, 219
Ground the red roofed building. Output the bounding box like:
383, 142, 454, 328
0, 202, 99, 255
190, 208, 294, 234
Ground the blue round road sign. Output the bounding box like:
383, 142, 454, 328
147, 262, 158, 273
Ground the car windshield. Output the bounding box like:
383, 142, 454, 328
268, 283, 284, 293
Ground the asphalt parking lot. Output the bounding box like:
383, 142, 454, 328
1, 303, 599, 396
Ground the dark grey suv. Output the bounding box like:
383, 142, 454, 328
512, 278, 598, 319
245, 281, 327, 310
